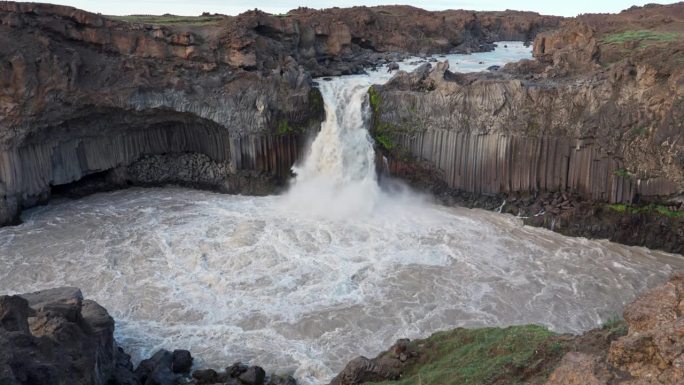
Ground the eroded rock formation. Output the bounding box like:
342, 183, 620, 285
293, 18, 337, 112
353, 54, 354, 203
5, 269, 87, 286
0, 2, 324, 225
372, 3, 684, 204
0, 2, 560, 226
0, 287, 138, 385
547, 272, 684, 384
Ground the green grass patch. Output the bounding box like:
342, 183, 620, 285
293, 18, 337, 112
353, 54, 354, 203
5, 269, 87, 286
276, 120, 294, 135
606, 203, 684, 218
376, 134, 395, 150
631, 126, 648, 136
613, 168, 630, 178
369, 86, 382, 115
603, 30, 680, 44
602, 316, 628, 336
108, 14, 225, 25
370, 325, 563, 385
607, 203, 629, 213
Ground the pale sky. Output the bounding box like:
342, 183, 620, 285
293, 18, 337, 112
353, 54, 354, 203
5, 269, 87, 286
24, 0, 676, 17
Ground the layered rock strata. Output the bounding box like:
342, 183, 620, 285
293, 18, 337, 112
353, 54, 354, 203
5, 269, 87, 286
0, 2, 324, 225
371, 3, 684, 251
0, 287, 138, 385
372, 3, 684, 204
0, 2, 560, 226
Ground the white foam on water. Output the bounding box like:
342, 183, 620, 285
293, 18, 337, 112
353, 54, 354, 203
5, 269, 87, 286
1, 43, 683, 385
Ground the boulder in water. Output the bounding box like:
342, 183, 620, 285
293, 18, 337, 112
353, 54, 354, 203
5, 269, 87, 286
172, 349, 193, 373
0, 287, 138, 385
239, 366, 266, 385
192, 368, 221, 383
227, 361, 249, 378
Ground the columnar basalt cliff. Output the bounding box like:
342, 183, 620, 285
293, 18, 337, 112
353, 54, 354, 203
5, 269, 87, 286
0, 2, 325, 226
373, 4, 684, 204
371, 3, 684, 251
0, 2, 560, 226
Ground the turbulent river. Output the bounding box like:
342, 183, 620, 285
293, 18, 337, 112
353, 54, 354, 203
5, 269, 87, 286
2, 43, 684, 385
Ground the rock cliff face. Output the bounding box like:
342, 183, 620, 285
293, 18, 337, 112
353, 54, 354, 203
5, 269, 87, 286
0, 287, 138, 385
368, 3, 684, 251
0, 2, 559, 226
0, 2, 324, 225
372, 3, 684, 205
547, 272, 684, 385
231, 6, 561, 76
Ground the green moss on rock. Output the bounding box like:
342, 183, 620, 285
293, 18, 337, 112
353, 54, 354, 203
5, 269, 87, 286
606, 203, 684, 218
370, 325, 564, 385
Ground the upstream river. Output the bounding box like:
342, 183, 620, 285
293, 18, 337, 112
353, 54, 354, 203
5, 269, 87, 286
1, 43, 682, 384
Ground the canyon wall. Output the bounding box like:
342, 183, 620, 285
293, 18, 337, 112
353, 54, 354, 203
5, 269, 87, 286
372, 3, 684, 204
0, 2, 560, 225
0, 3, 325, 225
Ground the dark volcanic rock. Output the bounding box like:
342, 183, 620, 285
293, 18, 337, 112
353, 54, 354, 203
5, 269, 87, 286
172, 349, 193, 374
0, 287, 138, 385
227, 362, 249, 378
191, 368, 220, 384
0, 2, 325, 226
329, 355, 403, 385
239, 366, 266, 385
370, 2, 684, 252
135, 350, 177, 385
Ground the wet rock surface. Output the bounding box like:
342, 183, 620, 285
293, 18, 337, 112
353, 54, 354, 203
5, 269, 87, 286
0, 287, 298, 385
0, 287, 138, 385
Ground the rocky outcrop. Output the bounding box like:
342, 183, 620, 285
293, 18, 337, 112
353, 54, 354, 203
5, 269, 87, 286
329, 340, 408, 385
0, 286, 298, 385
0, 287, 138, 385
370, 3, 684, 252
331, 273, 684, 385
231, 6, 561, 76
373, 3, 684, 202
371, 3, 684, 250
546, 272, 684, 384
0, 2, 324, 225
372, 9, 684, 203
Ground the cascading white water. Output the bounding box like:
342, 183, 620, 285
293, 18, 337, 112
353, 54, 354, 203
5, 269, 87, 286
294, 79, 376, 184
2, 43, 683, 385
282, 76, 383, 219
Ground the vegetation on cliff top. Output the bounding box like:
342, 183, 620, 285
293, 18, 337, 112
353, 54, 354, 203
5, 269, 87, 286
602, 30, 680, 44
370, 325, 567, 385
108, 14, 226, 25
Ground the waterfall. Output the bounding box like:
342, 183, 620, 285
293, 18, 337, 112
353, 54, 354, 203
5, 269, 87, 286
283, 76, 383, 218
294, 78, 377, 184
